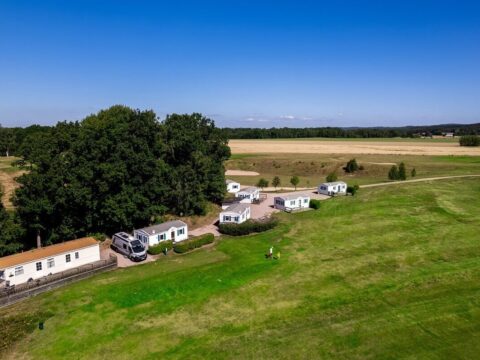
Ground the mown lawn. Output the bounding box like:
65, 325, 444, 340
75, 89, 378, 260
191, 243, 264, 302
226, 153, 480, 187
2, 178, 480, 359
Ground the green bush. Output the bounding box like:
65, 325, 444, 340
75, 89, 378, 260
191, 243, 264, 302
347, 186, 358, 196
173, 233, 215, 254
218, 218, 278, 236
88, 233, 106, 242
459, 135, 480, 146
344, 159, 359, 173
147, 240, 173, 255
326, 172, 338, 182
309, 199, 321, 209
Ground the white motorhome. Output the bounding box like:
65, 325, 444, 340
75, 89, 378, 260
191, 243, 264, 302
235, 187, 260, 203
219, 203, 251, 224
274, 194, 310, 211
318, 181, 347, 196
226, 179, 241, 193
134, 220, 188, 247
0, 237, 100, 287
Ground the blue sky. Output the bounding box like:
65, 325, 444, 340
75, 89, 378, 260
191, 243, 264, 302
1, 1, 479, 128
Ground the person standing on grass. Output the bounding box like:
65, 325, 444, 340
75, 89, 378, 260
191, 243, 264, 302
269, 246, 273, 257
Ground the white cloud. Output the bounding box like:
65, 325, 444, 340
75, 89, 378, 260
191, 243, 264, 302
280, 115, 296, 120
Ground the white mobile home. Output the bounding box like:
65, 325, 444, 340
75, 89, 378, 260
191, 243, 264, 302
134, 220, 188, 247
274, 194, 310, 211
318, 181, 347, 196
219, 203, 251, 224
0, 237, 100, 287
235, 187, 260, 203
226, 179, 240, 193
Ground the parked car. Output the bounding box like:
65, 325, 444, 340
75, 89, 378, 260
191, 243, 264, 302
111, 232, 147, 262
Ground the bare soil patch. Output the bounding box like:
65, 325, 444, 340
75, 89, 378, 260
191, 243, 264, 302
225, 170, 260, 176
229, 139, 480, 156
0, 170, 24, 210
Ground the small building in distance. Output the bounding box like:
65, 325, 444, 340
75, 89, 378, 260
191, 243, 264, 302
219, 203, 251, 224
235, 187, 260, 203
134, 220, 188, 247
0, 237, 100, 287
274, 194, 310, 212
318, 181, 347, 196
226, 179, 241, 193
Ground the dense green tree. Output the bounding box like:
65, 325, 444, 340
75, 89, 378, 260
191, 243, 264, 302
388, 165, 399, 180
0, 190, 23, 255
344, 159, 359, 173
290, 176, 300, 190
257, 178, 269, 190
0, 127, 16, 156
398, 162, 407, 180
326, 172, 338, 182
272, 176, 281, 189
14, 107, 230, 246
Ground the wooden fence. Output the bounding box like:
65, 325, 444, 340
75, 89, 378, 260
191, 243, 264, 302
0, 255, 117, 307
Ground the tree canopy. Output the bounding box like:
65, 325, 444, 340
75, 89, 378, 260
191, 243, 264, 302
13, 106, 230, 248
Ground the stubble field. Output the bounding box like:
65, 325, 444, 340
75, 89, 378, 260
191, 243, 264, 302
228, 138, 480, 156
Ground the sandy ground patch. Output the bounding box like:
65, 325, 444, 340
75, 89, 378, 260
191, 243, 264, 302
229, 139, 480, 156
0, 170, 24, 210
225, 170, 260, 176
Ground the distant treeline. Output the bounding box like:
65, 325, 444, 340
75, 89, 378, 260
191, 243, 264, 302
2, 123, 480, 150
222, 123, 480, 139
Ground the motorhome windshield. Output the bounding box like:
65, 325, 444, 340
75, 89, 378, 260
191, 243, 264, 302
131, 240, 144, 253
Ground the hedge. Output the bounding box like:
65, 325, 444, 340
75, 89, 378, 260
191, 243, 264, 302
218, 218, 278, 236
173, 233, 215, 254
147, 240, 173, 255
459, 135, 480, 147
309, 199, 321, 209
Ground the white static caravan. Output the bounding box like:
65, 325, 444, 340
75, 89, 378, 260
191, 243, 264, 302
274, 194, 310, 212
134, 220, 188, 247
226, 179, 240, 193
219, 203, 251, 224
235, 187, 260, 203
318, 181, 347, 196
0, 237, 100, 287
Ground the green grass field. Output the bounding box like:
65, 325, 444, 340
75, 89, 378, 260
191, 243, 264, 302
2, 178, 480, 359
226, 153, 480, 188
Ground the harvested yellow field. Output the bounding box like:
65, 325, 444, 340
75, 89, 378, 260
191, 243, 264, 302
229, 139, 480, 155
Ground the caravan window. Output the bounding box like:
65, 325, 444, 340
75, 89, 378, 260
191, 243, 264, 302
177, 228, 185, 236
36, 262, 42, 271
15, 266, 24, 276
304, 199, 308, 203
47, 258, 55, 268
66, 254, 71, 263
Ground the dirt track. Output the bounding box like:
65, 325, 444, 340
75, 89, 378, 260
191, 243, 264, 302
360, 174, 480, 188
229, 139, 480, 156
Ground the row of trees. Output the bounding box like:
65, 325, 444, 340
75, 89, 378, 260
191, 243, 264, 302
223, 124, 480, 139
0, 125, 50, 157
459, 135, 480, 146
256, 175, 300, 190
0, 190, 23, 256
9, 106, 230, 250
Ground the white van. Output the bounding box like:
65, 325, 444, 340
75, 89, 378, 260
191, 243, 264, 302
111, 232, 147, 262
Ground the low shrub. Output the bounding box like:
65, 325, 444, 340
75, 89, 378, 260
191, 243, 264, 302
147, 240, 173, 255
218, 218, 278, 236
88, 233, 106, 242
346, 186, 357, 196
309, 199, 321, 209
173, 233, 215, 254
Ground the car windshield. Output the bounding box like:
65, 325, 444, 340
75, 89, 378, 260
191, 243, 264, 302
130, 240, 144, 253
